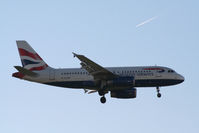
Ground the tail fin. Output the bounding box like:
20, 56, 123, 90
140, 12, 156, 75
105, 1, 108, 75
16, 40, 49, 71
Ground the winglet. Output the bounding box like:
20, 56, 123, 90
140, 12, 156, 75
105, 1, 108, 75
72, 52, 77, 58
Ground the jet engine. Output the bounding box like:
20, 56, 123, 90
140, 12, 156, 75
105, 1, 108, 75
110, 88, 137, 99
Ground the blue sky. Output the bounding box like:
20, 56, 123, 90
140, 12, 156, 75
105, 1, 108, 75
1, 0, 199, 133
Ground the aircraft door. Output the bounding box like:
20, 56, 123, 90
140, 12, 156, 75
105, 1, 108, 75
49, 70, 55, 80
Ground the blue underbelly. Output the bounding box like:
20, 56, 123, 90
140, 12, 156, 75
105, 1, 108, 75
44, 79, 182, 89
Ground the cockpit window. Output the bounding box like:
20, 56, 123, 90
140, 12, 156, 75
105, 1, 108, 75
168, 70, 175, 73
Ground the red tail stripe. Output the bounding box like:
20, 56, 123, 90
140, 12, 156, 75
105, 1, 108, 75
18, 48, 43, 60
12, 72, 24, 79
29, 64, 48, 71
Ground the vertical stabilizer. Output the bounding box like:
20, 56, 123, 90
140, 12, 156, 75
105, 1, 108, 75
16, 40, 49, 71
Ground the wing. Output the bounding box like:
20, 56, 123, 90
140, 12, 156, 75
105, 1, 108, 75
73, 53, 118, 80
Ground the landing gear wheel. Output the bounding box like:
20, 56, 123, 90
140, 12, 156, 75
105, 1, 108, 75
100, 96, 106, 104
156, 87, 161, 98
157, 93, 161, 98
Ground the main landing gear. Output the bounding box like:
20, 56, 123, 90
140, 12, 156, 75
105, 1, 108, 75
156, 87, 161, 98
98, 90, 107, 104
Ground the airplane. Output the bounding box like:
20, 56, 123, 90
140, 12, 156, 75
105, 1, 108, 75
12, 41, 185, 104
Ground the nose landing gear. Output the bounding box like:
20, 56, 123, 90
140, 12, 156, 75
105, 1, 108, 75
100, 96, 106, 104
156, 87, 161, 98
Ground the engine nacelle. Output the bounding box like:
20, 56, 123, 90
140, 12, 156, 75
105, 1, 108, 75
107, 77, 134, 88
110, 88, 137, 99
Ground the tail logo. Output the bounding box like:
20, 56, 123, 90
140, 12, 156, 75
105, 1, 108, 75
17, 41, 48, 71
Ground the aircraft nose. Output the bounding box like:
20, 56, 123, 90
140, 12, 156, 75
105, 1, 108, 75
178, 74, 185, 83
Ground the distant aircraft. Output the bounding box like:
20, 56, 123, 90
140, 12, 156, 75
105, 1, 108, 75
13, 41, 184, 103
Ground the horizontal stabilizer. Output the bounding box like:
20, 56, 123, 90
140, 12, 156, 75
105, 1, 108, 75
14, 66, 38, 77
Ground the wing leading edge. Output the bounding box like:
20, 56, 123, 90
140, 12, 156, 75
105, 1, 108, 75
73, 53, 118, 80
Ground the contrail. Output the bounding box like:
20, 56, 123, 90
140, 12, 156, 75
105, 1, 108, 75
136, 16, 158, 28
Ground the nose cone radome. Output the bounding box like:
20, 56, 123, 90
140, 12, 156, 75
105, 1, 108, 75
178, 74, 185, 83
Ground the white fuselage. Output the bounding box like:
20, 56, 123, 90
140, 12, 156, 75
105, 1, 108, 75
13, 41, 185, 103
22, 66, 184, 91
